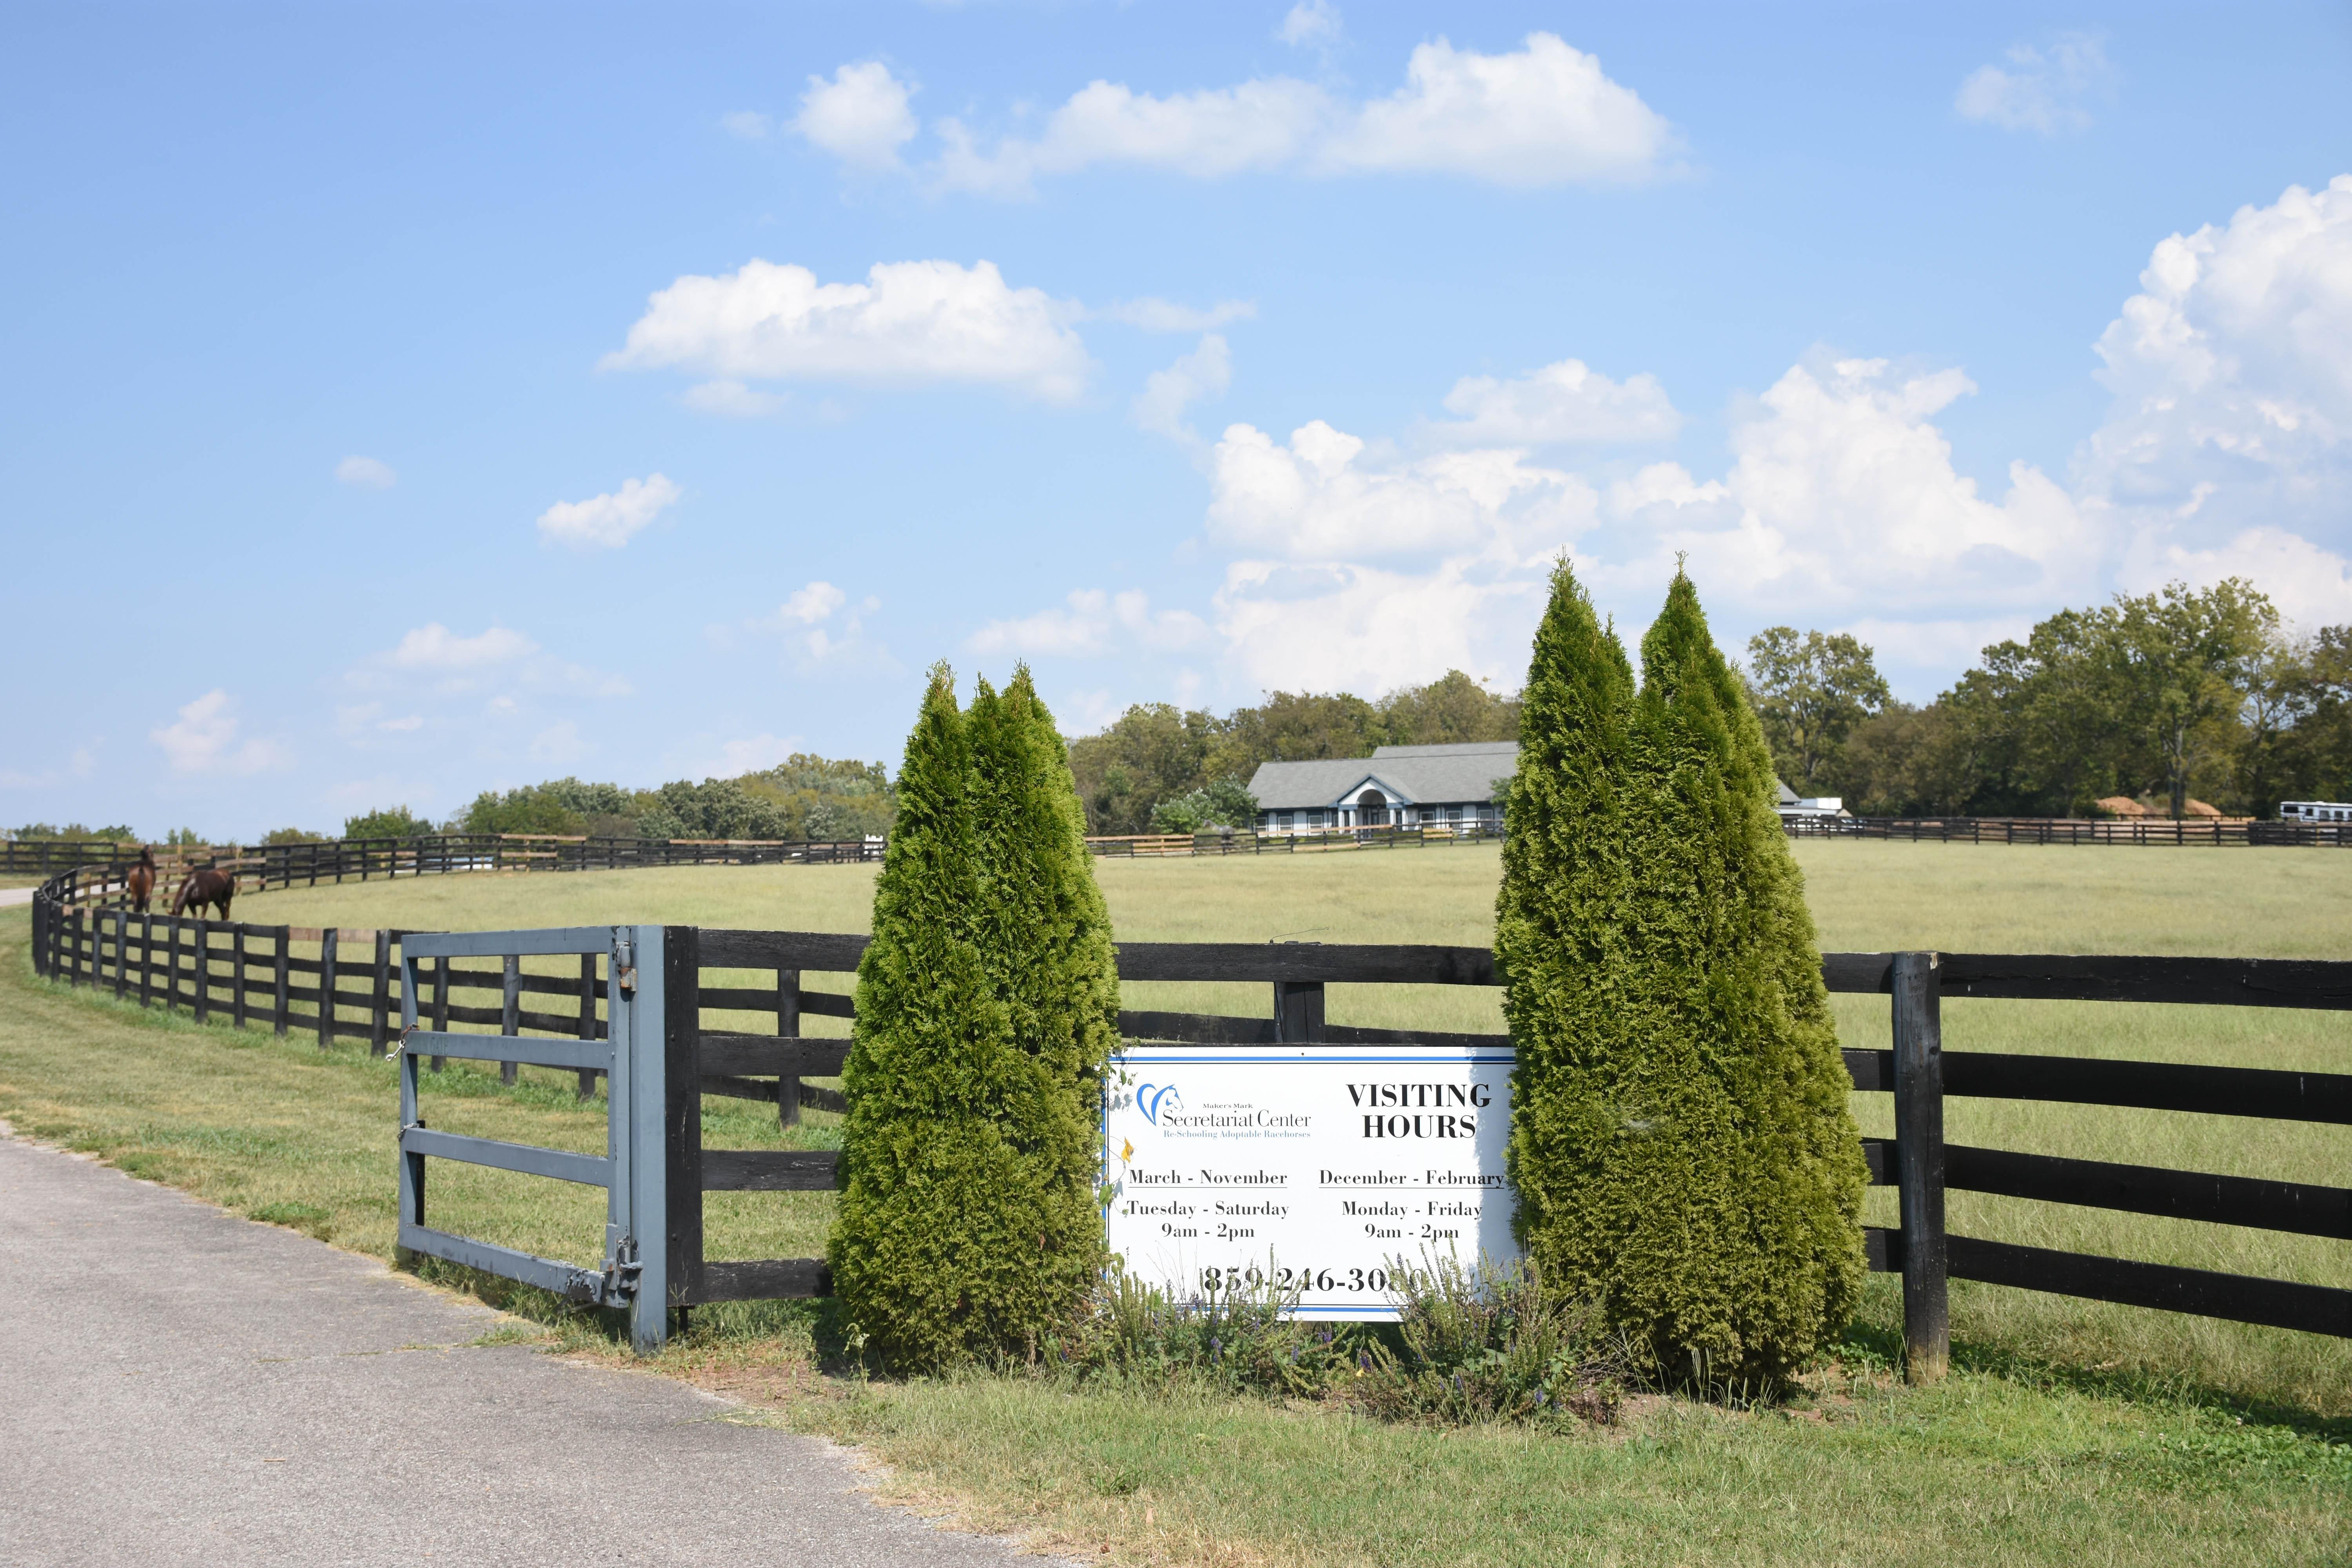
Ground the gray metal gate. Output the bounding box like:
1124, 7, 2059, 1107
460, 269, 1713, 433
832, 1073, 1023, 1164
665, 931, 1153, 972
396, 925, 673, 1352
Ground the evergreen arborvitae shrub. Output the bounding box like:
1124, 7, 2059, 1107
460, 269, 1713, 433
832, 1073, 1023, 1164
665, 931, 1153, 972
965, 666, 1120, 1328
1498, 565, 1865, 1382
829, 663, 1118, 1368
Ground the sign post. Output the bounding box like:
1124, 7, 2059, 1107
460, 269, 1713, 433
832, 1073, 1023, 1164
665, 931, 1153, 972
1102, 1042, 1517, 1319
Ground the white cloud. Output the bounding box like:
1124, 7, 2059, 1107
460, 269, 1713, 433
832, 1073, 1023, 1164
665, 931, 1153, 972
924, 33, 1671, 196
2122, 527, 2352, 632
1956, 34, 2114, 134
604, 259, 1091, 402
969, 589, 1209, 657
388, 623, 539, 671
1432, 357, 1681, 445
1278, 0, 1341, 47
2078, 176, 2352, 550
1091, 297, 1257, 332
791, 60, 919, 171
535, 474, 681, 550
1208, 417, 1595, 560
721, 110, 773, 141
335, 455, 396, 488
683, 379, 784, 417
151, 690, 289, 776
1134, 334, 1232, 443
778, 581, 847, 624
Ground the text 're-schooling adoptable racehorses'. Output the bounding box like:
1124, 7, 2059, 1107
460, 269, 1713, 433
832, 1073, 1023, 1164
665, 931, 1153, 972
172, 866, 236, 922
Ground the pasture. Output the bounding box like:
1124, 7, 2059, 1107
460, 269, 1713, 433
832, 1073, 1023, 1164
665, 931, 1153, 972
3, 843, 2348, 1566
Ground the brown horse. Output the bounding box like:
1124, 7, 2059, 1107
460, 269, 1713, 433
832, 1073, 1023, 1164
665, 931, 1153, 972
125, 846, 156, 913
172, 866, 236, 922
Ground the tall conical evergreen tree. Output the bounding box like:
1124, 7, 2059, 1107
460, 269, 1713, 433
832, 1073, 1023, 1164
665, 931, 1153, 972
1499, 566, 1865, 1381
830, 665, 1031, 1368
965, 666, 1120, 1325
830, 664, 1121, 1367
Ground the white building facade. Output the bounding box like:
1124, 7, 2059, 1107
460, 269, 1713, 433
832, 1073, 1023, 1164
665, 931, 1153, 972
1246, 741, 1517, 834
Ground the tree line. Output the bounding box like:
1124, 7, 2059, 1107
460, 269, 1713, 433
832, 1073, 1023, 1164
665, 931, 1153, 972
1746, 578, 2352, 820
1067, 669, 1522, 835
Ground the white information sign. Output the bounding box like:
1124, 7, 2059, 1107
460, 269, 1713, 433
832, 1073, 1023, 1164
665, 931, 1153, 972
1102, 1043, 1518, 1319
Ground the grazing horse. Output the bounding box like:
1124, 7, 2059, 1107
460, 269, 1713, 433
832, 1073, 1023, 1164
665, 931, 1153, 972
172, 866, 236, 922
125, 846, 156, 913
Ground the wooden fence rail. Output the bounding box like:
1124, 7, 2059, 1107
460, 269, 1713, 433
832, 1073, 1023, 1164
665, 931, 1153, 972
27, 870, 2351, 1366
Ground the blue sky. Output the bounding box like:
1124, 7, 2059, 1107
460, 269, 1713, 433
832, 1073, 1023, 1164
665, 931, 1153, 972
5, 2, 2350, 838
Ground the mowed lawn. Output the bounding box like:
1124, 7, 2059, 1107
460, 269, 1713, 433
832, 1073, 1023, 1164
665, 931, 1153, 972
4, 841, 2349, 1566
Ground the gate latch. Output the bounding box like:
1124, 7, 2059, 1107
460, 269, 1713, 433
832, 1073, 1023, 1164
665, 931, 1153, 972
613, 936, 636, 995
563, 1235, 641, 1306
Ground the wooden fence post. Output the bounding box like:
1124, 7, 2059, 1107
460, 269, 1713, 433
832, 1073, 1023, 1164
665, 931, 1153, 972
114, 911, 129, 1002
318, 928, 338, 1049
430, 956, 447, 1072
192, 920, 210, 1024
576, 951, 598, 1100
232, 925, 248, 1028
664, 925, 704, 1335
500, 954, 519, 1085
777, 966, 801, 1128
1892, 949, 1949, 1385
371, 930, 392, 1054
272, 926, 289, 1034
138, 915, 153, 1009
168, 917, 184, 1014
1274, 978, 1326, 1042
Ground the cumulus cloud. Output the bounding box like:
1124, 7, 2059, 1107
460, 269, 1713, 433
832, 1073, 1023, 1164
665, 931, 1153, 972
604, 259, 1091, 402
1956, 34, 2114, 134
1091, 297, 1257, 332
916, 33, 1671, 196
535, 474, 681, 550
1278, 0, 1341, 47
151, 690, 289, 776
1134, 334, 1232, 443
2078, 176, 2352, 546
388, 623, 539, 671
777, 581, 847, 625
336, 455, 396, 488
2123, 526, 2352, 631
1431, 358, 1681, 445
969, 589, 1209, 656
1208, 418, 1595, 560
790, 60, 918, 171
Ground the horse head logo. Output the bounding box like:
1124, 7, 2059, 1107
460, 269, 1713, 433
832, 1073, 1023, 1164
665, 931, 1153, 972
1138, 1083, 1182, 1125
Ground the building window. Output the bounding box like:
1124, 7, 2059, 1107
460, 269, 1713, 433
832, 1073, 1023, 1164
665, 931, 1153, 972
1445, 805, 1463, 823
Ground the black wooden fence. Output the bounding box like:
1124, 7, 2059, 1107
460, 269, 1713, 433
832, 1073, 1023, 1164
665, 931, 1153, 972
27, 863, 2348, 1369
1786, 815, 2352, 846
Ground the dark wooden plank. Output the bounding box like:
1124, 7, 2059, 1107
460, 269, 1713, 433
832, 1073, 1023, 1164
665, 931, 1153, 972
797, 990, 855, 1020
700, 1149, 841, 1192
699, 1034, 850, 1078
1861, 1137, 1894, 1184
1824, 953, 1895, 994
699, 929, 869, 971
1844, 1047, 1894, 1092
697, 984, 786, 1013
1113, 1009, 1512, 1052
1944, 1144, 2349, 1238
799, 1083, 847, 1115
1936, 953, 2352, 1010
1116, 941, 1498, 985
1863, 1226, 1899, 1271
1943, 1051, 2352, 1123
1947, 1234, 2352, 1338
687, 1258, 830, 1303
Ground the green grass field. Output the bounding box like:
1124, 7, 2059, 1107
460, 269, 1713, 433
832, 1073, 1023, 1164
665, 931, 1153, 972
4, 842, 2348, 1566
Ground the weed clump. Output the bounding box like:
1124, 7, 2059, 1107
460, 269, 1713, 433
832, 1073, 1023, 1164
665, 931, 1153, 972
1358, 1253, 1639, 1426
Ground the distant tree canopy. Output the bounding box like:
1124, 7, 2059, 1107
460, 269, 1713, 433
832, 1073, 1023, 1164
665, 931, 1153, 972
260, 826, 328, 845
343, 805, 435, 840
453, 756, 897, 842
1067, 669, 1520, 835
1764, 578, 2334, 819
7, 822, 140, 842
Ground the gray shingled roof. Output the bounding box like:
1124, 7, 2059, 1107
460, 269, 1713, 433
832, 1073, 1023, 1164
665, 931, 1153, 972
1247, 743, 1519, 811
